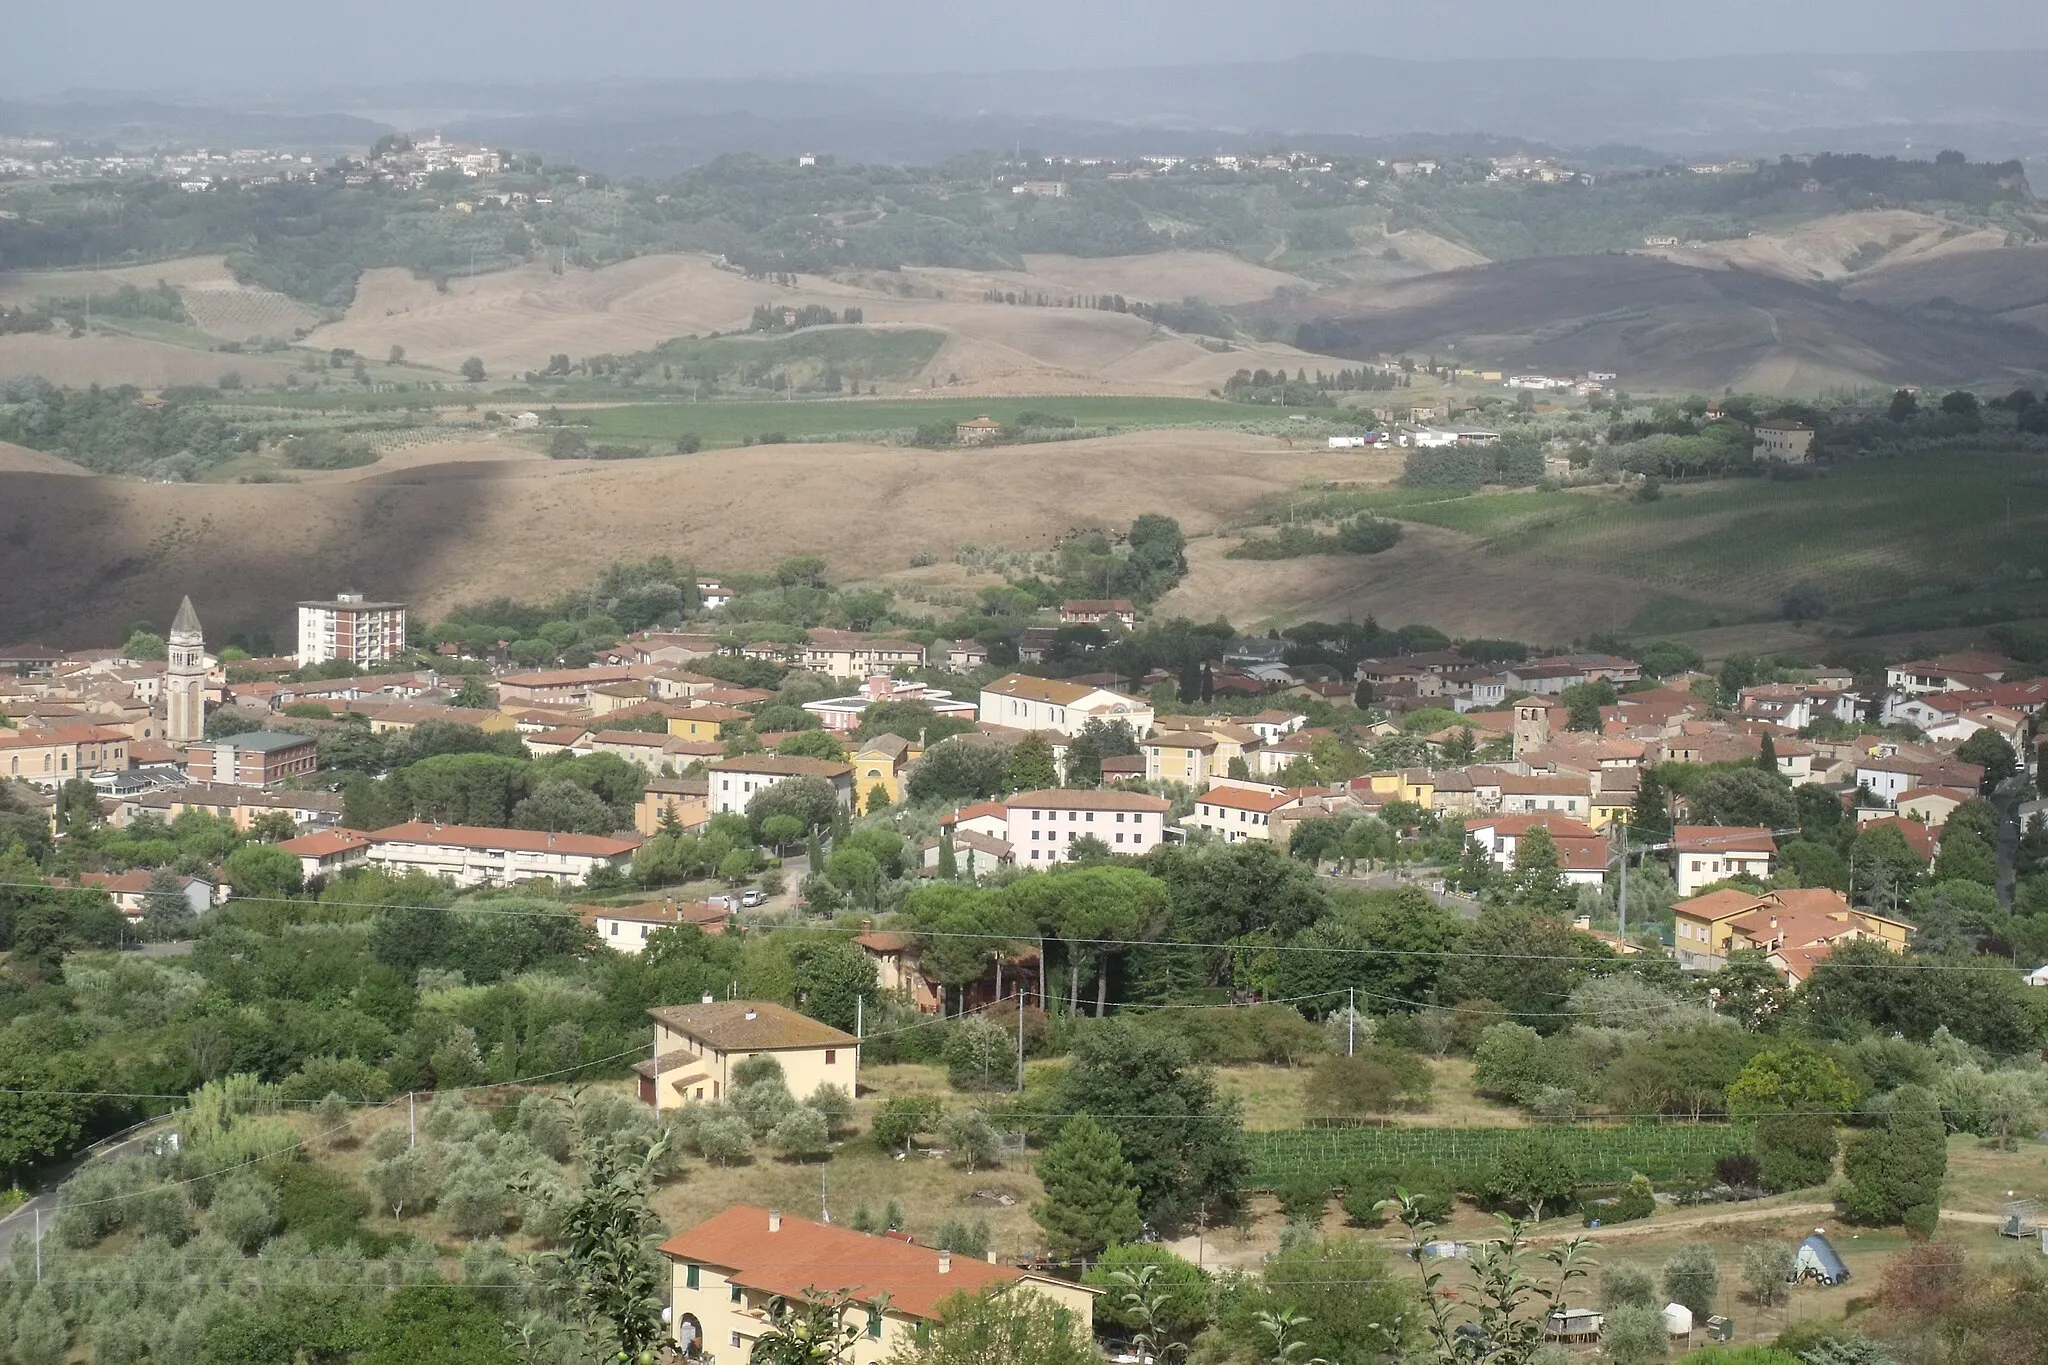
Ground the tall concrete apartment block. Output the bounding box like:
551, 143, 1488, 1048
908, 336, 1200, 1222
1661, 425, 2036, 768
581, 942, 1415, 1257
165, 595, 207, 745
296, 591, 408, 668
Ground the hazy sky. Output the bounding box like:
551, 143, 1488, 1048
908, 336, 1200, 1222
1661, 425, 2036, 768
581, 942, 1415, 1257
14, 0, 2048, 95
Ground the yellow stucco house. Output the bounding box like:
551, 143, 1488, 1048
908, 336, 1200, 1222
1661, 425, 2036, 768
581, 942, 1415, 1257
1589, 793, 1635, 830
661, 1206, 1095, 1363
1357, 769, 1435, 807
849, 732, 923, 808
635, 999, 857, 1111
667, 703, 751, 741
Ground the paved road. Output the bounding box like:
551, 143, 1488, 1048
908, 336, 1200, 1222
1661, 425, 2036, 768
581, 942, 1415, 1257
0, 1126, 164, 1260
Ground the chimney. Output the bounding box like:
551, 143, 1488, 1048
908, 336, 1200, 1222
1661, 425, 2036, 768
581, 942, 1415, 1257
768, 1210, 782, 1233
937, 1250, 951, 1274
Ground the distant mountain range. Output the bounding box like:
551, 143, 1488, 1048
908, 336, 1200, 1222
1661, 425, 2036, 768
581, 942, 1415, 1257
9, 51, 2048, 173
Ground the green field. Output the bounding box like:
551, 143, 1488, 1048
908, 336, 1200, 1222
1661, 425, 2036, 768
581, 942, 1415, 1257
574, 394, 1295, 447
1247, 1123, 1749, 1189
1369, 458, 2048, 616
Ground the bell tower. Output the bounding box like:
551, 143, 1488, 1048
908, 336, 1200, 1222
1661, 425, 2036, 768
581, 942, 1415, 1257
165, 595, 207, 745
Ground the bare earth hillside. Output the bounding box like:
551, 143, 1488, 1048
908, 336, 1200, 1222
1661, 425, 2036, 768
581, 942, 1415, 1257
1014, 251, 1311, 304
307, 252, 1334, 394
0, 429, 1337, 645
0, 333, 299, 389
1635, 210, 1999, 281
0, 440, 90, 476
1275, 255, 2048, 392
1841, 243, 2048, 332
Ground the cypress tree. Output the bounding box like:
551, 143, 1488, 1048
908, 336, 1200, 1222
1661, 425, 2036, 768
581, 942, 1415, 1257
1758, 731, 1778, 775
1032, 1115, 1142, 1259
1841, 1084, 1947, 1235
936, 831, 958, 881
1631, 766, 1673, 844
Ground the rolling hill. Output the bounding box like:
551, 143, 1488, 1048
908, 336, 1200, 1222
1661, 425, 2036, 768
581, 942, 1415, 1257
1279, 254, 2048, 392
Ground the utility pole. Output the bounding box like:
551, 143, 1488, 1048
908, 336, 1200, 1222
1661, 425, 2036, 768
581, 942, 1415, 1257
34, 1207, 42, 1282
1016, 990, 1026, 1091
855, 996, 863, 1045
408, 1092, 416, 1148
1347, 988, 1356, 1056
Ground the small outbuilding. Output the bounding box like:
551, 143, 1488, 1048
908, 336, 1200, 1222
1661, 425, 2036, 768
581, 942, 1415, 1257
1541, 1307, 1604, 1344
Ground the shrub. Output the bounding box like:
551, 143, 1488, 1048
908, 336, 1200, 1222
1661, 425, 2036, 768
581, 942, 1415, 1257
771, 1106, 830, 1160
1302, 1047, 1432, 1117
208, 1172, 280, 1252
1740, 1242, 1796, 1308
441, 1170, 509, 1238
1602, 1304, 1670, 1364
944, 1015, 1015, 1091
128, 1185, 197, 1245
1083, 1243, 1211, 1336
273, 1162, 373, 1248
1602, 1172, 1656, 1224
872, 1095, 942, 1155
280, 431, 377, 470
1715, 1152, 1761, 1192
930, 1216, 992, 1259
1663, 1244, 1719, 1318
942, 1109, 1003, 1173
1340, 1161, 1456, 1225
696, 1112, 754, 1166
1753, 1112, 1837, 1192
1601, 1264, 1657, 1310
1275, 1173, 1332, 1222
279, 1056, 392, 1103
517, 1092, 576, 1161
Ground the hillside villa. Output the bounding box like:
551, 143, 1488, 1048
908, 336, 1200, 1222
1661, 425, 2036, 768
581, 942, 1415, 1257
659, 1206, 1094, 1362
637, 999, 856, 1110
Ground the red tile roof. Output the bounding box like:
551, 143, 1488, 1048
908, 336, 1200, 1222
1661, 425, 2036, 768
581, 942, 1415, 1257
646, 1000, 856, 1051
1007, 788, 1170, 813
659, 1205, 1081, 1321
275, 829, 372, 857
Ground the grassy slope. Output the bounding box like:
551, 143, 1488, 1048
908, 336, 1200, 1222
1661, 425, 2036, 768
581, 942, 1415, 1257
1383, 459, 2048, 621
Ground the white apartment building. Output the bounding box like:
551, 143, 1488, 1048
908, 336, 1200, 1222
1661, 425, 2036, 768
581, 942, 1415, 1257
1670, 826, 1777, 897
365, 821, 638, 887
705, 755, 854, 815
296, 591, 408, 668
976, 673, 1154, 737
1004, 788, 1169, 865
1181, 785, 1294, 843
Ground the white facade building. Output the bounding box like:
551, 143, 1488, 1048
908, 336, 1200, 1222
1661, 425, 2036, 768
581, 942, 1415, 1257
365, 822, 638, 887
296, 591, 408, 668
1005, 789, 1168, 865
